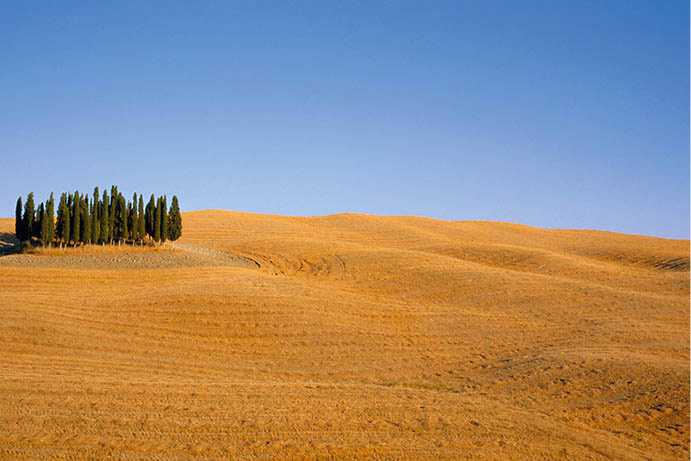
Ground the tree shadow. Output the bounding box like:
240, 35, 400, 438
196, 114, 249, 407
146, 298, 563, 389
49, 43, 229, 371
0, 232, 19, 255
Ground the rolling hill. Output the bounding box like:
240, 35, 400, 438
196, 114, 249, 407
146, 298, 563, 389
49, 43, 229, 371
0, 210, 688, 459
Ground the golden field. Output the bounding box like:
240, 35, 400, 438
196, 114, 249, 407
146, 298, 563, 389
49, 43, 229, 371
0, 210, 688, 459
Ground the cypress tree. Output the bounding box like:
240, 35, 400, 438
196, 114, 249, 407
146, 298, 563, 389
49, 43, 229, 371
145, 194, 155, 238
137, 195, 145, 244
71, 190, 80, 243
39, 203, 50, 247
15, 197, 24, 241
112, 194, 121, 242
100, 190, 109, 244
153, 197, 161, 243
109, 186, 117, 243
92, 188, 99, 244
129, 193, 138, 241
160, 196, 168, 244
120, 195, 129, 241
56, 193, 69, 246
32, 202, 41, 238
80, 196, 90, 244
46, 193, 55, 245
113, 194, 128, 242
168, 195, 182, 241
36, 203, 43, 245
23, 192, 35, 241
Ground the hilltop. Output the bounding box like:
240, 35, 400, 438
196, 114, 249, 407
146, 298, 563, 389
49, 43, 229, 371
0, 210, 688, 459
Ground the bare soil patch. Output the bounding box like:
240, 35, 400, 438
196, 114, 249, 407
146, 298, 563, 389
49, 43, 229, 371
0, 243, 258, 270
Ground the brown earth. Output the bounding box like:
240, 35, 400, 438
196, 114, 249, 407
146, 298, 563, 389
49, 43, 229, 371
0, 210, 688, 459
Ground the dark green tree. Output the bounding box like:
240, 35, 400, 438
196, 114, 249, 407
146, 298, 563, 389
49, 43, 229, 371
91, 188, 100, 244
137, 195, 145, 244
100, 190, 109, 244
56, 193, 70, 246
15, 196, 24, 241
160, 196, 168, 244
71, 191, 80, 243
23, 192, 35, 241
109, 186, 117, 243
112, 194, 128, 242
145, 194, 155, 238
46, 193, 55, 245
39, 203, 51, 247
129, 193, 138, 241
153, 197, 161, 243
120, 194, 129, 242
168, 195, 182, 241
80, 196, 90, 244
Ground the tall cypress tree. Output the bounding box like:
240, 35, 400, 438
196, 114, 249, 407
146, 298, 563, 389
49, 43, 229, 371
121, 195, 129, 241
36, 203, 43, 245
137, 195, 145, 244
23, 192, 35, 241
15, 197, 24, 241
145, 194, 155, 238
112, 194, 121, 242
100, 190, 109, 244
39, 203, 50, 247
80, 196, 90, 244
71, 190, 80, 243
46, 193, 55, 245
109, 186, 117, 243
153, 197, 161, 243
160, 196, 168, 244
129, 193, 138, 241
92, 188, 99, 244
168, 195, 182, 241
56, 193, 69, 246
113, 194, 128, 242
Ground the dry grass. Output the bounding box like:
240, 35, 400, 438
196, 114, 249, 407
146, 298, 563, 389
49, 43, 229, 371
0, 211, 688, 459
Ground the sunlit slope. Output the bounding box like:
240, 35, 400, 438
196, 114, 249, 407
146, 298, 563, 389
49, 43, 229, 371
0, 212, 688, 459
181, 210, 688, 295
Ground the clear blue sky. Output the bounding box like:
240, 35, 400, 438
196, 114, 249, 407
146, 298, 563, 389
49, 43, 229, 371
1, 1, 688, 238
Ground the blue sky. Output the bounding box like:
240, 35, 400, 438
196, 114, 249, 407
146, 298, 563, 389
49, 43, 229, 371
1, 1, 688, 238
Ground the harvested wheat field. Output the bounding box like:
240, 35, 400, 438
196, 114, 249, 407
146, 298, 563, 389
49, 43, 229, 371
0, 210, 688, 460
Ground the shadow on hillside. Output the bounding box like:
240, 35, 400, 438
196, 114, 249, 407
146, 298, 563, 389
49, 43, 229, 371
0, 232, 19, 254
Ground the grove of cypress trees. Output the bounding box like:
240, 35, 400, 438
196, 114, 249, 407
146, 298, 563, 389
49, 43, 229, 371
153, 196, 161, 243
23, 192, 35, 241
168, 195, 182, 241
138, 195, 145, 244
15, 197, 24, 241
46, 193, 55, 245
100, 190, 109, 244
160, 196, 168, 244
11, 187, 181, 248
71, 191, 80, 243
